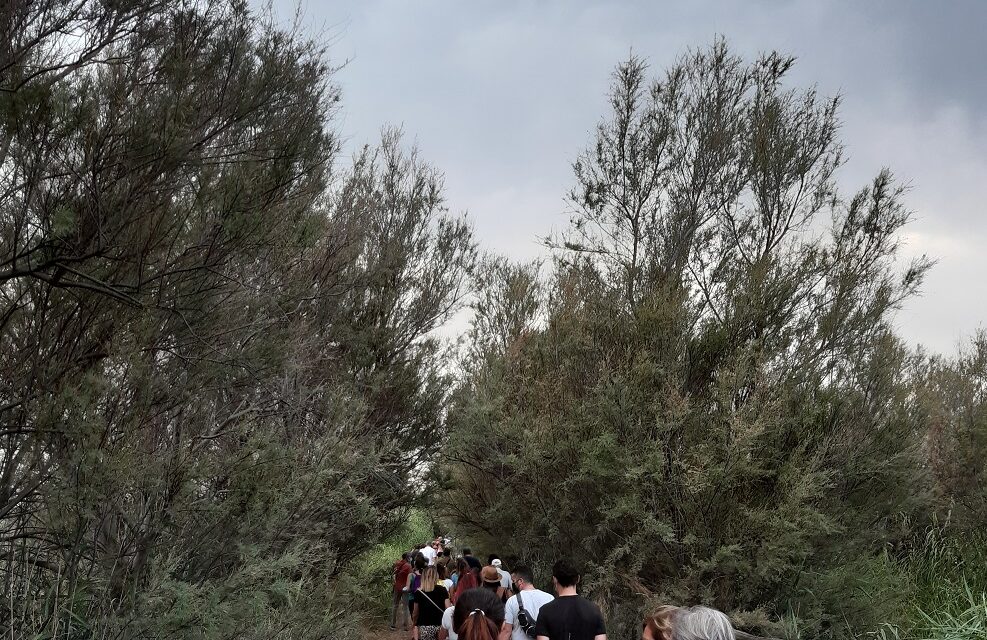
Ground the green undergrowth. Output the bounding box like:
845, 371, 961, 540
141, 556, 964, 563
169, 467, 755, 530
870, 528, 987, 640
345, 509, 434, 627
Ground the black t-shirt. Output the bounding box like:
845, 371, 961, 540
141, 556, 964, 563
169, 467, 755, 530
534, 595, 606, 640
413, 586, 449, 627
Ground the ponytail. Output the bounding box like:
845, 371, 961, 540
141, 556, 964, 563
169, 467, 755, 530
457, 609, 499, 640
453, 588, 505, 640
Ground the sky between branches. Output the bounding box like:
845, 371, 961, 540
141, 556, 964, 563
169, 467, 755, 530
271, 0, 987, 355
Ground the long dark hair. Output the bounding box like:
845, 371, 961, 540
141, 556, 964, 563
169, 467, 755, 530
454, 588, 504, 640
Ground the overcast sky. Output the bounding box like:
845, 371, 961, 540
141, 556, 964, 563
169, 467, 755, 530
271, 0, 986, 355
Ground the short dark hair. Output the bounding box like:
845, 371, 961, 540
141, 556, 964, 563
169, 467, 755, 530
552, 558, 580, 587
511, 566, 534, 584
443, 550, 451, 557
462, 548, 472, 555
487, 553, 500, 564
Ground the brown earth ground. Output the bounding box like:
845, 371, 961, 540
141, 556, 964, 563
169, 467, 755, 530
362, 626, 410, 640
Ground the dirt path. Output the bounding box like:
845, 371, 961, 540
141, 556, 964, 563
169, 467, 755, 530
362, 625, 411, 640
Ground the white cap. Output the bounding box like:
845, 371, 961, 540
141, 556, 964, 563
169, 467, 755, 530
491, 559, 502, 567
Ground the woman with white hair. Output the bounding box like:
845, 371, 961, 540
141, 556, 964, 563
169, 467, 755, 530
642, 605, 736, 640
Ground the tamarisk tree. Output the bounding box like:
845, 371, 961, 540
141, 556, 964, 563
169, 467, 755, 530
443, 42, 931, 640
0, 1, 474, 638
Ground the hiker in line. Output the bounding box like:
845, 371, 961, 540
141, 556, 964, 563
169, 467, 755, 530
406, 554, 428, 619
534, 558, 606, 640
642, 605, 735, 640
480, 565, 509, 602
462, 548, 482, 572
437, 548, 454, 574
412, 566, 451, 640
453, 587, 506, 640
437, 564, 454, 592
392, 552, 414, 631
452, 557, 479, 603
500, 566, 553, 640
439, 603, 458, 640
421, 540, 439, 566
489, 556, 512, 595
641, 605, 677, 640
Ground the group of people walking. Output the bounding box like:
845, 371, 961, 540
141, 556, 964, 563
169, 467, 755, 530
391, 539, 737, 640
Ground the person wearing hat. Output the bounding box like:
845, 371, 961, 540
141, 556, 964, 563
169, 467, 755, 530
481, 565, 509, 603
490, 557, 512, 594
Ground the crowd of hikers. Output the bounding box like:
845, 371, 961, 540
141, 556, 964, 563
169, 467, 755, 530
390, 538, 737, 640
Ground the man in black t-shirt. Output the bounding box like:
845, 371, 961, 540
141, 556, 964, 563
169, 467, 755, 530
534, 558, 607, 640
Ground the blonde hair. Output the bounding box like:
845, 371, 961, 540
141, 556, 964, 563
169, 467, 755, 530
644, 605, 680, 640
420, 566, 439, 592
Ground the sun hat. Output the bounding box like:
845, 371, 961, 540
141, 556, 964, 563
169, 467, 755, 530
480, 565, 501, 584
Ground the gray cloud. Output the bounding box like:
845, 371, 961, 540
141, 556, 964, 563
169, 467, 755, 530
271, 0, 986, 354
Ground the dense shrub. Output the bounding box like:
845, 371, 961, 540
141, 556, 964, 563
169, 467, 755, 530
442, 43, 935, 639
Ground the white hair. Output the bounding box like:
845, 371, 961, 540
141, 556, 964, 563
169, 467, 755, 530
673, 606, 736, 640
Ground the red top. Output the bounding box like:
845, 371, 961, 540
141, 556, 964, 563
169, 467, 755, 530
393, 560, 412, 592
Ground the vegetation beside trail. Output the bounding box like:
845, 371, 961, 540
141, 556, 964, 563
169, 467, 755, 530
439, 45, 987, 640
0, 2, 984, 639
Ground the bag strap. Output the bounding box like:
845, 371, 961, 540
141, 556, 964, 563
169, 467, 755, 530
416, 589, 446, 616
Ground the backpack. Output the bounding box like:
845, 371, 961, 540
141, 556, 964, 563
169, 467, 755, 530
515, 594, 538, 639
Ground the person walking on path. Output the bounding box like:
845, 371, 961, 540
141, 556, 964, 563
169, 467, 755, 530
392, 553, 414, 631
641, 605, 736, 640
453, 587, 506, 640
489, 556, 512, 594
421, 541, 439, 567
480, 566, 509, 602
462, 548, 482, 572
412, 566, 451, 640
500, 566, 553, 640
406, 555, 428, 619
439, 604, 458, 640
533, 559, 606, 640
451, 557, 479, 604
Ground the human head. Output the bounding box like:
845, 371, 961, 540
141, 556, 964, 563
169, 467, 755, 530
454, 588, 505, 640
673, 606, 735, 640
480, 566, 501, 591
421, 566, 439, 591
487, 554, 499, 564
551, 558, 581, 588
414, 553, 427, 571
463, 548, 473, 556
510, 566, 534, 591
444, 550, 451, 557
436, 564, 447, 580
642, 605, 679, 640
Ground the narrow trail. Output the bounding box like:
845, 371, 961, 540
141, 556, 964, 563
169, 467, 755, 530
362, 625, 410, 640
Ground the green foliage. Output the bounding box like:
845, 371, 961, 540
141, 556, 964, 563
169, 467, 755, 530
442, 42, 937, 639
0, 1, 473, 638
347, 509, 434, 624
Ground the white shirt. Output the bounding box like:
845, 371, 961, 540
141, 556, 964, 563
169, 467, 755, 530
504, 588, 554, 640
441, 606, 458, 640
496, 567, 511, 590
420, 546, 437, 566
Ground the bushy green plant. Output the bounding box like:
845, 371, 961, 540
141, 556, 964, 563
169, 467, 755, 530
442, 42, 932, 639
